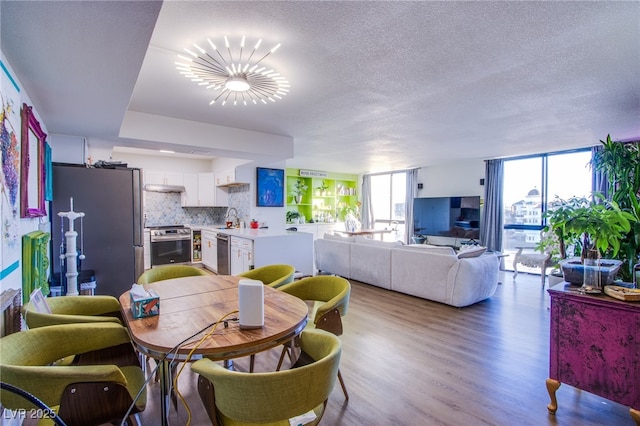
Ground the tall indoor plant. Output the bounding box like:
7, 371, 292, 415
591, 135, 640, 281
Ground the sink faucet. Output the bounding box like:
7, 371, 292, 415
225, 207, 239, 226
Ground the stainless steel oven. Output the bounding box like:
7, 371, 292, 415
149, 226, 192, 266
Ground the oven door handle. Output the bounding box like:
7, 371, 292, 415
151, 235, 192, 242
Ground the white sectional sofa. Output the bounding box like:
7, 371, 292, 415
315, 234, 499, 307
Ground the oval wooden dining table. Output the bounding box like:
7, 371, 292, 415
118, 274, 308, 426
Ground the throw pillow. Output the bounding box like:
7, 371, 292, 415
457, 245, 487, 259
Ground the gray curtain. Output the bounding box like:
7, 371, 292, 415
480, 159, 504, 252
404, 168, 419, 244
361, 174, 374, 229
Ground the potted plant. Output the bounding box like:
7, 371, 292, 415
290, 179, 308, 204
286, 210, 302, 224
543, 193, 636, 288
315, 180, 329, 196
591, 135, 640, 281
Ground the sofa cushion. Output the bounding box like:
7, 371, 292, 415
323, 233, 355, 243
457, 245, 487, 258
354, 236, 402, 247
404, 244, 456, 255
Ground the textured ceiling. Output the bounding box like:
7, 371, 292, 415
2, 1, 639, 174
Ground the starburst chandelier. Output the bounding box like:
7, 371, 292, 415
176, 36, 290, 106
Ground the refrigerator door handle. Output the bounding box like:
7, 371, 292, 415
132, 168, 144, 246
134, 245, 145, 282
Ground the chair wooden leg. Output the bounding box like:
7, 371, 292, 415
250, 354, 255, 373
337, 369, 349, 400
276, 346, 288, 371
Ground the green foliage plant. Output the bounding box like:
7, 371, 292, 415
591, 135, 640, 280
542, 194, 635, 266
291, 179, 308, 197
286, 210, 301, 223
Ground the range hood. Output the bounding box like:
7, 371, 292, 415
144, 184, 185, 193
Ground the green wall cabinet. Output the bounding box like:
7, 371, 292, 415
286, 169, 358, 224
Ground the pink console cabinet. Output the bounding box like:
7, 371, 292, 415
546, 283, 640, 425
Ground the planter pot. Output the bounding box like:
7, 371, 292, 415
294, 195, 302, 204
560, 257, 623, 286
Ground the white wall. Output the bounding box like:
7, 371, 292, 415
416, 159, 485, 198
0, 54, 50, 293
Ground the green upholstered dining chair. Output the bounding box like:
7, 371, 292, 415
137, 264, 209, 284
237, 264, 295, 288
22, 295, 135, 368
0, 322, 146, 426
276, 275, 351, 399
235, 264, 296, 372
191, 328, 341, 426
23, 295, 123, 329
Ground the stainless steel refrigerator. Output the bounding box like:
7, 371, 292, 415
50, 164, 144, 298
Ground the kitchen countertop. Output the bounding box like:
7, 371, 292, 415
198, 225, 306, 240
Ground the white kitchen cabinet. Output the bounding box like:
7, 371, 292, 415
290, 223, 339, 240
182, 173, 228, 207
181, 173, 199, 206
215, 169, 248, 187
198, 173, 216, 206
144, 170, 184, 186
230, 236, 253, 275
201, 230, 218, 272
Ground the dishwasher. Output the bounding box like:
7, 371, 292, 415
216, 233, 230, 275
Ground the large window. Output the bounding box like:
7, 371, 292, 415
502, 150, 592, 268
370, 171, 406, 241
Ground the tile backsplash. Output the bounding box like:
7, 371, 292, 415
144, 184, 250, 227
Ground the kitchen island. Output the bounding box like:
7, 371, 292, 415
200, 226, 314, 276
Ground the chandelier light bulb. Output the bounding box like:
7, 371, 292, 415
176, 35, 289, 106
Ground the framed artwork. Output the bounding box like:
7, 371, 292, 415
20, 103, 47, 217
1, 59, 22, 276
256, 167, 284, 207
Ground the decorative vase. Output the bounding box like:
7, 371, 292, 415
344, 213, 360, 232
582, 258, 601, 291
294, 195, 302, 204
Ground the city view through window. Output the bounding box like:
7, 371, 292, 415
502, 150, 593, 270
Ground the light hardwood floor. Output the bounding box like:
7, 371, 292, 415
140, 271, 635, 425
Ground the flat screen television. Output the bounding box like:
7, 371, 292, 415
413, 196, 481, 241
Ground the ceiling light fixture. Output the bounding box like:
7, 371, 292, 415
175, 35, 290, 106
